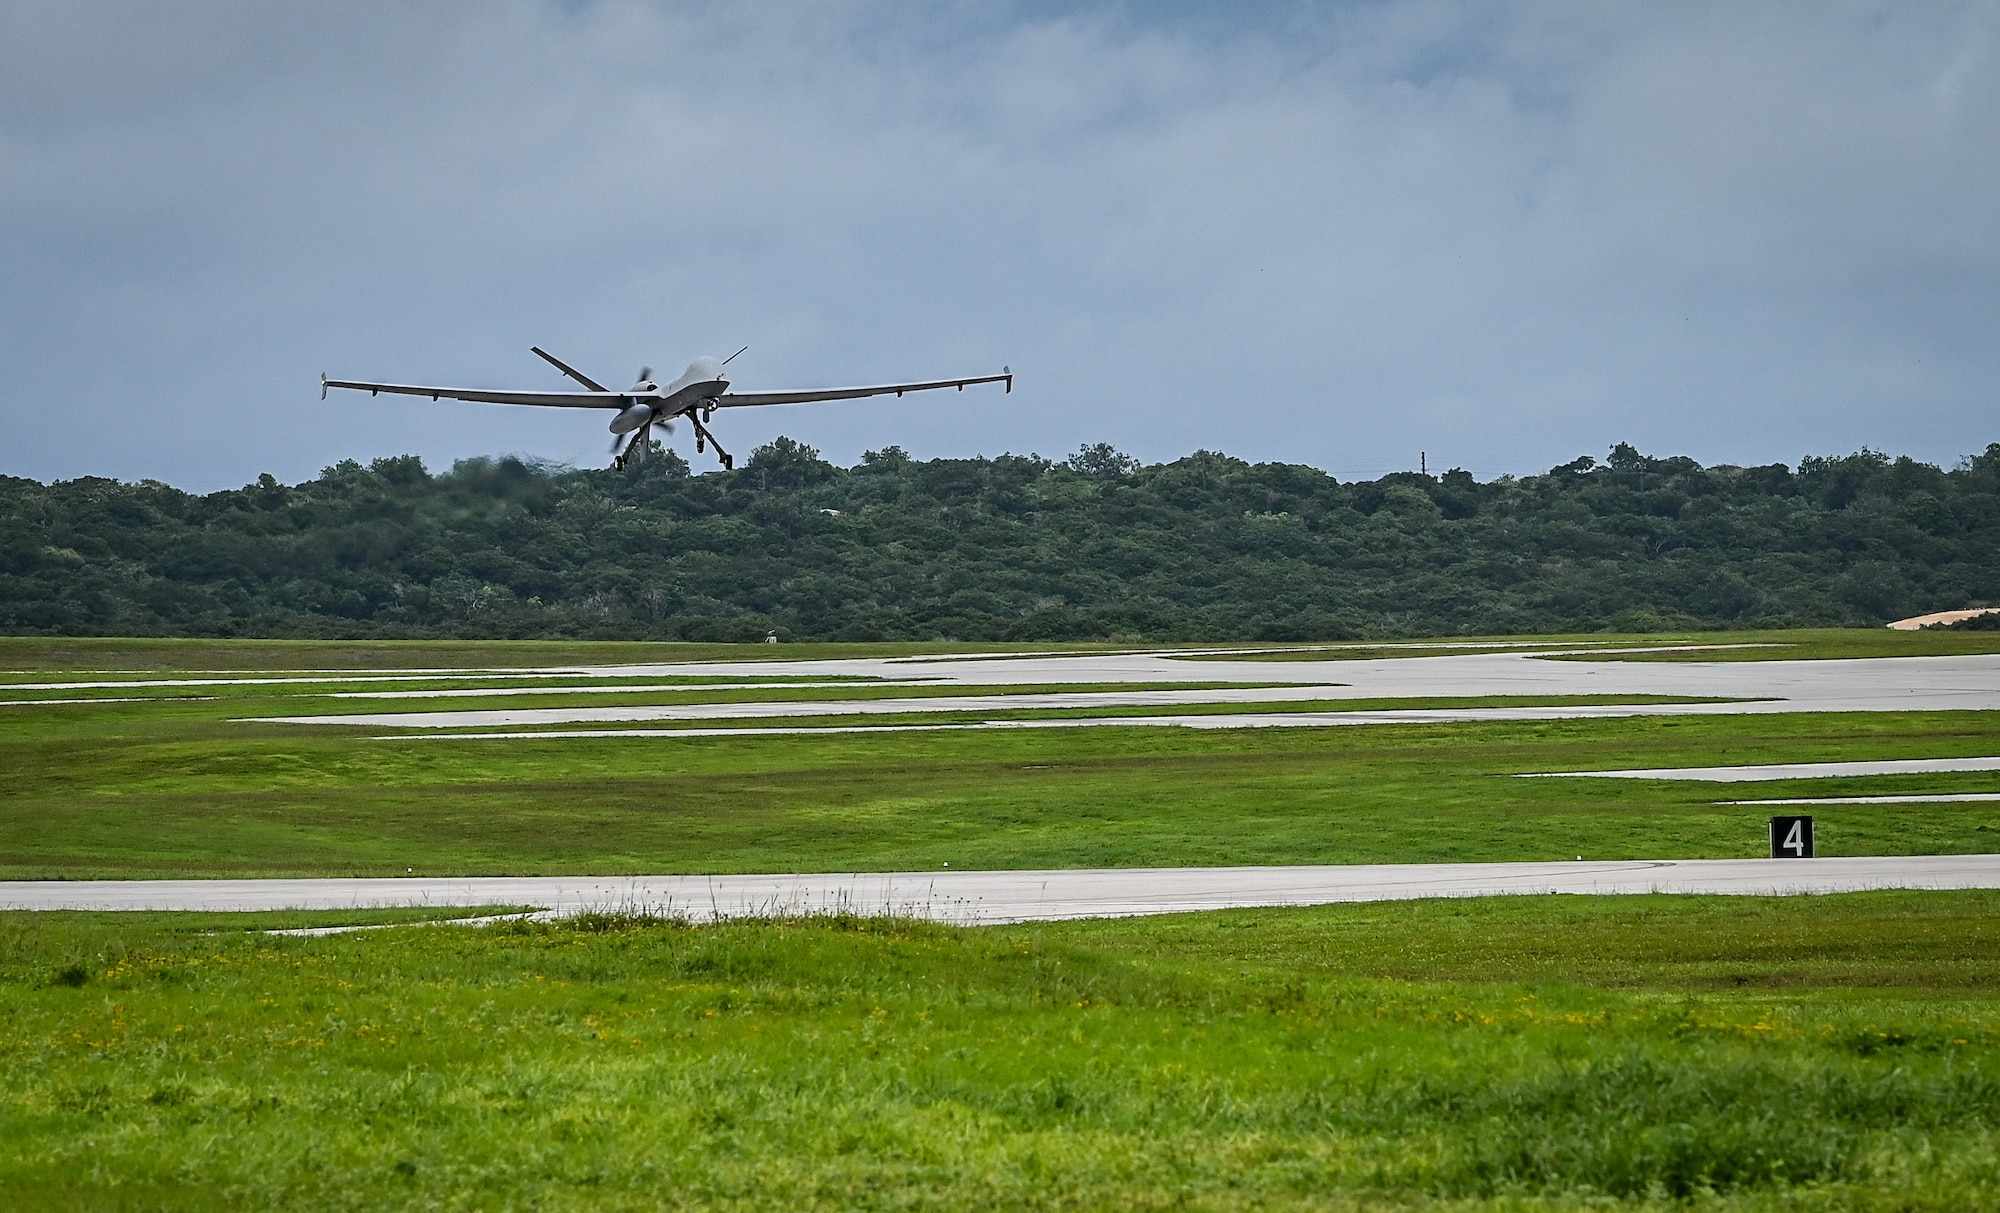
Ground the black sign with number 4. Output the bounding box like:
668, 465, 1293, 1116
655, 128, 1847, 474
1770, 815, 1815, 858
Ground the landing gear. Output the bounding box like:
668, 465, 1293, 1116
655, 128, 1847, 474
608, 402, 732, 472
611, 420, 657, 472
689, 412, 733, 471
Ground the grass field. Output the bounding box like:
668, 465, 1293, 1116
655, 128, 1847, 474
6, 704, 2000, 878
4, 633, 2000, 878
2, 893, 1996, 1210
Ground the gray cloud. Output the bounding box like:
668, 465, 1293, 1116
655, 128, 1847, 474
2, 0, 1995, 490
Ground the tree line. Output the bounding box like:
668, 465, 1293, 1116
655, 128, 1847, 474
2, 438, 1996, 641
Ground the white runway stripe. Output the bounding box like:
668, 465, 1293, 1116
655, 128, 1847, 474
252, 683, 1365, 728
370, 704, 1759, 740
1528, 756, 2000, 781
229, 650, 2000, 731
1720, 793, 2000, 805
0, 697, 213, 706
4, 855, 1997, 923
329, 680, 919, 700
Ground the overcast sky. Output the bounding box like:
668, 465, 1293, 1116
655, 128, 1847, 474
3, 1, 1996, 491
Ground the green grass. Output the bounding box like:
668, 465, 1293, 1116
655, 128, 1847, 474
6, 687, 2000, 877
1, 893, 1996, 1210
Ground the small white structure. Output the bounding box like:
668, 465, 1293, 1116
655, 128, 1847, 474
1886, 607, 2000, 631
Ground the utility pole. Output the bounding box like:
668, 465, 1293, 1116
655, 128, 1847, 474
1420, 451, 1426, 476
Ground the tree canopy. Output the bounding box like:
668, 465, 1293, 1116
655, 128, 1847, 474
3, 439, 1997, 641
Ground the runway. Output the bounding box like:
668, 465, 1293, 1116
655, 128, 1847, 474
374, 704, 1763, 741
236, 650, 2000, 732
1526, 755, 2000, 781
5, 855, 1997, 924
1719, 794, 2000, 805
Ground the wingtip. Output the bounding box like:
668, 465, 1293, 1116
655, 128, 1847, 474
320, 373, 328, 401
1003, 366, 1012, 393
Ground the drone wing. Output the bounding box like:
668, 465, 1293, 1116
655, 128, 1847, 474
712, 370, 1012, 409
321, 376, 624, 409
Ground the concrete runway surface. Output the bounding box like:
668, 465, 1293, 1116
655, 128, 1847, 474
5, 856, 1998, 925
243, 649, 2000, 731
1525, 756, 2000, 781
1719, 794, 2000, 805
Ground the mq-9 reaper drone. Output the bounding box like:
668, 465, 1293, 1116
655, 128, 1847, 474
323, 347, 1012, 471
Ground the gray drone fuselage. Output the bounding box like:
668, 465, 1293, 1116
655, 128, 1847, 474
610, 359, 730, 434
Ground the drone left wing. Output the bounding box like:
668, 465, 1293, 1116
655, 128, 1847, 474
712, 370, 1012, 409
321, 375, 622, 409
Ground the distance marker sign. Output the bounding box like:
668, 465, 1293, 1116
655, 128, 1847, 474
1770, 815, 1815, 858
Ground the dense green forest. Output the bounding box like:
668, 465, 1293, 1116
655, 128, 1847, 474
2, 439, 1996, 641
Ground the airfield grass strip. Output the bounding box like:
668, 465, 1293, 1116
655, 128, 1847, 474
1, 892, 1997, 1210
6, 709, 2000, 879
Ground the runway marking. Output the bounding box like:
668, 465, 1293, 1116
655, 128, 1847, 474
243, 688, 1786, 732
1527, 757, 2000, 781
2, 672, 605, 691
1720, 793, 2000, 805
266, 911, 547, 937
6, 856, 1998, 923
327, 679, 934, 700
368, 704, 1763, 741
252, 684, 1374, 727
0, 696, 215, 706
0, 671, 883, 692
